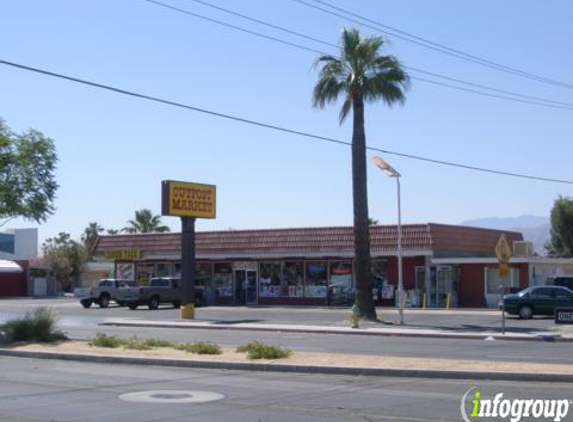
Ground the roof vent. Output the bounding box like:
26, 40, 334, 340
513, 241, 534, 257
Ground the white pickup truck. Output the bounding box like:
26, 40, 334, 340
74, 279, 135, 308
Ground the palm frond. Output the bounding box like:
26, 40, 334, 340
339, 94, 352, 125
312, 27, 410, 117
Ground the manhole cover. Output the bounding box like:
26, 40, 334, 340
119, 390, 225, 404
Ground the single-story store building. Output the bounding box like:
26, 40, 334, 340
91, 223, 532, 308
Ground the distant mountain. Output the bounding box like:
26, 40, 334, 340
460, 215, 550, 255
460, 215, 548, 230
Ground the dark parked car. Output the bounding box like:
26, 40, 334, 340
502, 285, 573, 319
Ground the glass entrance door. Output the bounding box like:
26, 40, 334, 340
234, 270, 258, 305
234, 270, 246, 305
246, 270, 258, 305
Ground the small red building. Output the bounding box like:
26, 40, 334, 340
92, 223, 524, 308
0, 260, 27, 297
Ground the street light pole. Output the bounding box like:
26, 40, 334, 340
396, 176, 403, 325
371, 156, 404, 325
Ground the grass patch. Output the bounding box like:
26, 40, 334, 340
89, 333, 124, 348
177, 341, 222, 355
236, 341, 291, 360
89, 334, 176, 350
142, 338, 175, 348
123, 336, 153, 350
2, 307, 67, 343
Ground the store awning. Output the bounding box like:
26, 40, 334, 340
0, 260, 23, 273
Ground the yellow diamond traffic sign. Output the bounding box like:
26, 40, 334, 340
495, 234, 512, 264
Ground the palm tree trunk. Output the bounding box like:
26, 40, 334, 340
351, 93, 377, 320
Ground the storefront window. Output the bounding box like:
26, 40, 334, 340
305, 261, 327, 298
486, 267, 519, 294
156, 262, 172, 277
328, 261, 353, 305
136, 263, 155, 286
196, 263, 213, 287
329, 261, 353, 289
259, 261, 282, 297
172, 262, 212, 287
372, 259, 392, 300
214, 263, 233, 297
283, 261, 304, 297
174, 262, 181, 278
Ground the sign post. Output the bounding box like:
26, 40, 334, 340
162, 180, 216, 319
495, 235, 512, 335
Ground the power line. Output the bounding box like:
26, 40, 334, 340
184, 0, 337, 50
1, 58, 571, 185
146, 0, 573, 111
293, 0, 573, 90
180, 0, 573, 108
145, 0, 323, 55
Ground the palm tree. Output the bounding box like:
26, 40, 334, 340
123, 208, 170, 234
81, 222, 104, 257
313, 28, 410, 320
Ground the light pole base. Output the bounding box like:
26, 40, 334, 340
180, 304, 195, 320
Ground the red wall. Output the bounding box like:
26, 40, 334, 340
458, 263, 529, 308
386, 256, 425, 289
0, 272, 27, 297
458, 264, 486, 307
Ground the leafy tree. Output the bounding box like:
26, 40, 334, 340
106, 229, 119, 235
313, 28, 410, 320
43, 233, 87, 292
123, 208, 170, 233
81, 222, 104, 257
0, 118, 58, 227
547, 196, 573, 257
368, 218, 379, 226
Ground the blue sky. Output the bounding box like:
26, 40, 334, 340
1, 0, 572, 245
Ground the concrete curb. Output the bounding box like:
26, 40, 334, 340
1, 348, 571, 383
100, 320, 572, 343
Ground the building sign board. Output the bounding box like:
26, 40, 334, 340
162, 180, 216, 219
116, 262, 135, 280
104, 249, 141, 261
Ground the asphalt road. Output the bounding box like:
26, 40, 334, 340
1, 357, 572, 422
0, 297, 562, 332
2, 298, 573, 365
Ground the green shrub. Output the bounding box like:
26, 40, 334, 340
143, 338, 175, 348
89, 333, 125, 348
89, 334, 176, 350
178, 341, 222, 355
123, 336, 153, 350
236, 341, 291, 360
3, 307, 66, 343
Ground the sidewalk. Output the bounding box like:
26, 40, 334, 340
100, 317, 573, 342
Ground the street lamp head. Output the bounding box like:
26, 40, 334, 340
371, 156, 401, 178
